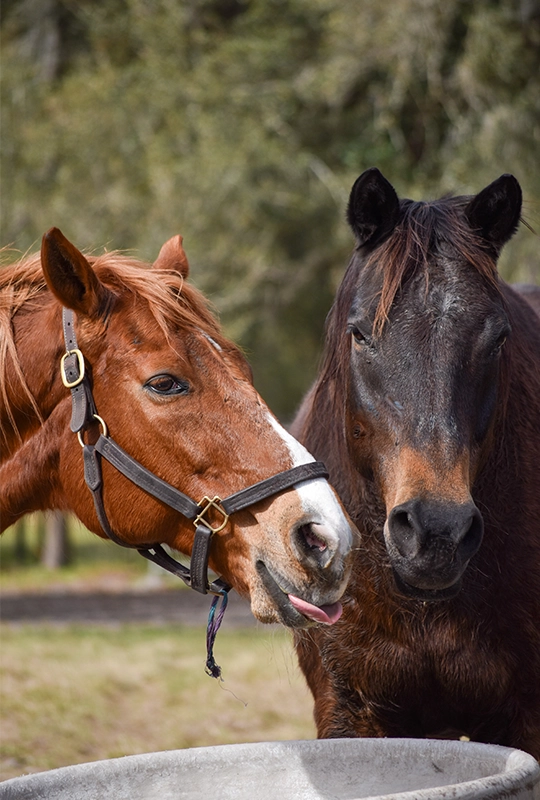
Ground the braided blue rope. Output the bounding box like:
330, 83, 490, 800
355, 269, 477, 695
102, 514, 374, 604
205, 588, 229, 678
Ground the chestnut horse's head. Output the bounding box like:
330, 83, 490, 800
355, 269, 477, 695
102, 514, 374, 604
324, 169, 522, 600
1, 229, 353, 626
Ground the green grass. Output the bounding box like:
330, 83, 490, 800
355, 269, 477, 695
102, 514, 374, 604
0, 624, 316, 781
1, 514, 316, 781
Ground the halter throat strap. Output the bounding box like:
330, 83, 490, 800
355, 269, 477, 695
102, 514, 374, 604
60, 308, 329, 595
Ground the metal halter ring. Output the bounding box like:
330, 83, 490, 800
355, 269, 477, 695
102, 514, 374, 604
60, 349, 85, 388
194, 496, 229, 533
77, 415, 108, 448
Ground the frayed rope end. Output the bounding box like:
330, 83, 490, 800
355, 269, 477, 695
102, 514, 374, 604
205, 589, 229, 679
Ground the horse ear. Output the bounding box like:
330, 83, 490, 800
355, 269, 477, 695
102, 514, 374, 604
41, 228, 112, 317
152, 235, 190, 278
347, 167, 401, 246
465, 174, 522, 252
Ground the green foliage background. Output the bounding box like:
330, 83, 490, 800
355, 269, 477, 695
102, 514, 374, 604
2, 0, 539, 418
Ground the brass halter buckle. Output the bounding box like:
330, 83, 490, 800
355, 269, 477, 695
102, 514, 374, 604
60, 348, 85, 388
194, 496, 229, 533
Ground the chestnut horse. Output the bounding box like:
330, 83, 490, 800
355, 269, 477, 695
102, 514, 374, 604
292, 169, 540, 757
1, 228, 353, 630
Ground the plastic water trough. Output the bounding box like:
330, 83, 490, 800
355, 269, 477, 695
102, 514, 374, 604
1, 738, 539, 800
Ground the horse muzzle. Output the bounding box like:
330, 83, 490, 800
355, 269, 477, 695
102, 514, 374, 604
384, 497, 484, 600
238, 480, 354, 625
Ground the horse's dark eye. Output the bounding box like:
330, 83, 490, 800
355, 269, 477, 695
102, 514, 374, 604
492, 329, 510, 356
144, 375, 190, 396
348, 324, 370, 346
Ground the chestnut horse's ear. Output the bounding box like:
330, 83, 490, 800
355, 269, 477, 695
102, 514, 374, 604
465, 174, 522, 252
152, 235, 190, 278
347, 167, 401, 247
41, 228, 112, 318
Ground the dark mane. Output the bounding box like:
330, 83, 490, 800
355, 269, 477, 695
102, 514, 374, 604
370, 197, 499, 334
298, 196, 501, 514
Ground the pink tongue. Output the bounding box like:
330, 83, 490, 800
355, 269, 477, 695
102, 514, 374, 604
288, 594, 343, 625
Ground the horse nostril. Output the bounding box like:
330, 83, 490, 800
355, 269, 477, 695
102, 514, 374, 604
293, 522, 333, 568
388, 505, 423, 558
393, 510, 414, 532
459, 507, 484, 558
300, 524, 328, 552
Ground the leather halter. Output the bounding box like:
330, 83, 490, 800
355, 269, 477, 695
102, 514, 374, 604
60, 308, 329, 596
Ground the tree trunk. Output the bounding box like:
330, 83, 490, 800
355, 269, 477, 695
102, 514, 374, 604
13, 519, 29, 563
41, 511, 70, 569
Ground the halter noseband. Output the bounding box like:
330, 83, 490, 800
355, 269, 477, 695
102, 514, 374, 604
60, 308, 329, 597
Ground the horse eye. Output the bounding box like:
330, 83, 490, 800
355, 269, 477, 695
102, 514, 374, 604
492, 329, 510, 356
348, 324, 370, 346
144, 375, 190, 395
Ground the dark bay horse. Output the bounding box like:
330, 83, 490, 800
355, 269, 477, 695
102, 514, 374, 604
1, 228, 353, 628
292, 169, 540, 757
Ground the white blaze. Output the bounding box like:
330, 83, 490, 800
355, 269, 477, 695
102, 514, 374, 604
266, 413, 352, 554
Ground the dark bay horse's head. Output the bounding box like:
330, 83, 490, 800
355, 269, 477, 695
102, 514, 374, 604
342, 168, 522, 600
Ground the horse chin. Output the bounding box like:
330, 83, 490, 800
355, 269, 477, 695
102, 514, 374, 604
392, 569, 464, 602
251, 561, 341, 628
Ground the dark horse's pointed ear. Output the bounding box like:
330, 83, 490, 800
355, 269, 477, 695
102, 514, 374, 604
347, 168, 401, 246
465, 174, 522, 252
153, 235, 190, 278
41, 228, 112, 318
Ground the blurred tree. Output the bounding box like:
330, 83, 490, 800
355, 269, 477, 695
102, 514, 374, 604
1, 0, 538, 417
41, 512, 70, 569
12, 517, 29, 564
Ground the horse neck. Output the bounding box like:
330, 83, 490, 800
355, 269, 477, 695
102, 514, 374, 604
1, 293, 66, 461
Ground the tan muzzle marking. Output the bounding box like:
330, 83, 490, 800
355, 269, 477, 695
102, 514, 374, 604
382, 444, 472, 511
